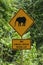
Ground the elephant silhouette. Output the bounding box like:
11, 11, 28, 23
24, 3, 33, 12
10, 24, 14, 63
15, 17, 26, 26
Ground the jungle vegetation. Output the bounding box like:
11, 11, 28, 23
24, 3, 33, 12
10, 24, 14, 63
0, 0, 43, 65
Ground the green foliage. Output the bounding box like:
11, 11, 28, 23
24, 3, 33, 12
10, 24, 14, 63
23, 42, 38, 65
0, 0, 43, 65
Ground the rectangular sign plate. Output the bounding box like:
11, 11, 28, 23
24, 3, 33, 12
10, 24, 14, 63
12, 39, 31, 50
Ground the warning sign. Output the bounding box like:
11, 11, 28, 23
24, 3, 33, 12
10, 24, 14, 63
9, 9, 34, 50
9, 9, 34, 36
12, 39, 31, 50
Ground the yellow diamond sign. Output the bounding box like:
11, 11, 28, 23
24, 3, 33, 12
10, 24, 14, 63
9, 9, 34, 36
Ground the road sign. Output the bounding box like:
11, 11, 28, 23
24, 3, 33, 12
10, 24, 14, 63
12, 39, 31, 50
9, 9, 34, 36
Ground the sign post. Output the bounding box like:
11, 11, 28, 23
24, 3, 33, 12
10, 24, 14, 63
9, 8, 34, 65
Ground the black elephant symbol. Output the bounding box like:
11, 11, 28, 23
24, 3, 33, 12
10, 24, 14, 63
15, 17, 26, 26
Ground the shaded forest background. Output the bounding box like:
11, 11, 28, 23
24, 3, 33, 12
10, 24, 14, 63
0, 0, 43, 65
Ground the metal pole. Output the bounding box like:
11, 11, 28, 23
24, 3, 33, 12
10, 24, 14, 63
20, 50, 23, 65
20, 37, 23, 65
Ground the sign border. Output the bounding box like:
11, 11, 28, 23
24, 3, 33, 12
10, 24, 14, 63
9, 8, 34, 37
12, 39, 32, 50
